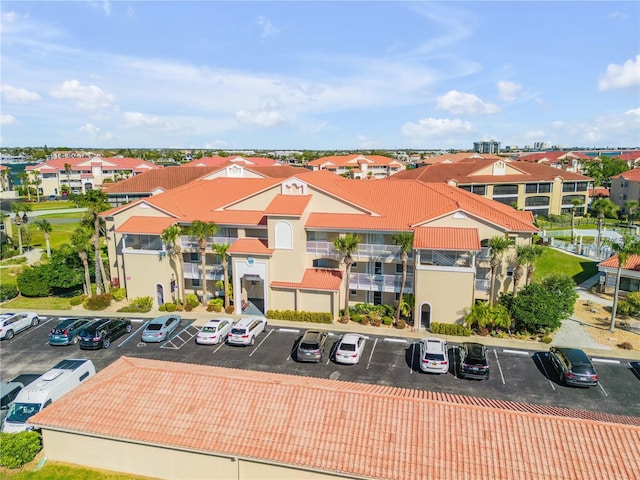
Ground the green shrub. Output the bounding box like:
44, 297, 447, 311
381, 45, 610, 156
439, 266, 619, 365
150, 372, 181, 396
382, 316, 393, 326
541, 336, 553, 344
159, 304, 167, 311
265, 310, 332, 323
370, 316, 382, 327
69, 295, 85, 306
165, 302, 177, 312
117, 296, 153, 313
16, 267, 51, 297
616, 300, 633, 317
625, 291, 640, 314
208, 298, 223, 307
83, 293, 112, 310
429, 322, 472, 336
0, 284, 18, 302
396, 319, 406, 329
360, 315, 370, 326
351, 313, 362, 323
111, 287, 127, 302
225, 305, 234, 314
0, 431, 42, 468
185, 293, 200, 309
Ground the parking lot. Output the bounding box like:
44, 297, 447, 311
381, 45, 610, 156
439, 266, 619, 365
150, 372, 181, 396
1, 314, 639, 418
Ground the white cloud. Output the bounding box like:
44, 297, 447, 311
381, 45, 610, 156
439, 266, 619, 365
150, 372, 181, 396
522, 130, 546, 140
123, 112, 180, 131
598, 54, 640, 91
497, 81, 522, 102
0, 84, 41, 103
0, 114, 17, 125
235, 109, 286, 127
401, 117, 474, 137
77, 123, 115, 141
50, 80, 116, 111
257, 16, 280, 38
436, 90, 500, 115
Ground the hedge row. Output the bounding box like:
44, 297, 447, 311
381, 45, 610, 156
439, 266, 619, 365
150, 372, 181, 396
0, 284, 18, 302
0, 431, 42, 469
430, 322, 472, 337
266, 310, 333, 323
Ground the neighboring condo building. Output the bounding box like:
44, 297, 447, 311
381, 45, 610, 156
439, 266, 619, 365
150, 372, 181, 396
514, 151, 592, 174
102, 168, 537, 328
391, 158, 592, 217
609, 168, 640, 213
305, 154, 406, 178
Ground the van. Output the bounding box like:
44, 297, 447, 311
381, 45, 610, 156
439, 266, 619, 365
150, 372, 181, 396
2, 358, 96, 433
227, 317, 267, 346
0, 382, 25, 428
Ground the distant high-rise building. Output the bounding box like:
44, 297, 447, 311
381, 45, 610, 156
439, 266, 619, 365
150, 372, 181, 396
473, 140, 501, 154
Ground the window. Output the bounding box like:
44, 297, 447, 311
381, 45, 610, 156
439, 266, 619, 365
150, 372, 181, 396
525, 196, 550, 207
396, 263, 403, 273
619, 277, 640, 292
191, 278, 201, 287
374, 262, 382, 275
562, 194, 585, 205
189, 252, 199, 262
373, 291, 382, 305
493, 184, 519, 195
460, 185, 486, 195
525, 183, 551, 194
563, 182, 587, 192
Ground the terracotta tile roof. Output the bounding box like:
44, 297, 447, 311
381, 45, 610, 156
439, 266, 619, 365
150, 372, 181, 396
618, 151, 640, 162
103, 167, 218, 193
308, 154, 403, 167
226, 238, 273, 255
515, 151, 591, 163
264, 194, 312, 216
414, 227, 481, 250
421, 152, 502, 164
391, 158, 592, 184
271, 268, 343, 291
115, 216, 178, 235
183, 155, 281, 167
612, 168, 640, 181
26, 156, 160, 174
589, 187, 609, 198
30, 357, 640, 480
599, 254, 640, 271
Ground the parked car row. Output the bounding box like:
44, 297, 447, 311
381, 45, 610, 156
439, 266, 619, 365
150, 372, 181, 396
0, 312, 40, 340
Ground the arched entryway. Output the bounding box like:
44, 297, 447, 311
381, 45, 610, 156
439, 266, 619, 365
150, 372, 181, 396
155, 283, 165, 307
241, 275, 265, 314
419, 303, 432, 330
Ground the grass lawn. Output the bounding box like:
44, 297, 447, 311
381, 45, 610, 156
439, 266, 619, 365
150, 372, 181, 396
2, 462, 157, 480
533, 246, 599, 284
27, 200, 76, 211
0, 295, 73, 310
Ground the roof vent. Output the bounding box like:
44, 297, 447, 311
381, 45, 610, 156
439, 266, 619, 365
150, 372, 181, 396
41, 369, 64, 381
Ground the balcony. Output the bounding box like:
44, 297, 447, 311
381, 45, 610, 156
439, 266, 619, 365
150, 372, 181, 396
306, 241, 413, 261
122, 236, 164, 252
180, 236, 238, 251
475, 278, 490, 292
349, 273, 413, 293
183, 262, 224, 280
419, 250, 472, 268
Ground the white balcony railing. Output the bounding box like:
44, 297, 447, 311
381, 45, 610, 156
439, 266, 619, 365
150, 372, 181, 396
180, 236, 238, 251
183, 262, 224, 280
475, 279, 490, 292
122, 236, 164, 252
349, 273, 413, 293
306, 241, 413, 261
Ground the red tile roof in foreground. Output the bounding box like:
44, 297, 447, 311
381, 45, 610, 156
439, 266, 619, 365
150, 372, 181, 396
612, 168, 640, 181
103, 166, 218, 193
115, 216, 177, 235
414, 227, 481, 250
271, 268, 343, 291
31, 357, 640, 480
599, 254, 640, 271
226, 237, 273, 255
264, 194, 312, 216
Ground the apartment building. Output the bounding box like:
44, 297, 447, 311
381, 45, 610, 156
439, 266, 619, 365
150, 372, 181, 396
305, 154, 406, 178
25, 156, 160, 197
610, 168, 640, 213
514, 151, 592, 173
182, 155, 281, 167
392, 158, 592, 217
102, 170, 537, 327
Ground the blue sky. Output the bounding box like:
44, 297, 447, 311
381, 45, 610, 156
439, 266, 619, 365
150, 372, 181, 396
1, 1, 639, 151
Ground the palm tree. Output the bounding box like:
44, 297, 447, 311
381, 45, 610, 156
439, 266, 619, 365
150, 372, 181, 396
391, 232, 414, 323
523, 244, 545, 286
64, 163, 72, 190
570, 198, 584, 244
188, 220, 218, 305
71, 226, 93, 296
17, 172, 30, 200
625, 200, 638, 227
591, 198, 619, 253
487, 236, 512, 305
213, 243, 232, 310
34, 219, 53, 257
32, 176, 42, 202
161, 224, 185, 304
333, 233, 360, 322
511, 245, 531, 294
75, 190, 111, 294
608, 235, 640, 332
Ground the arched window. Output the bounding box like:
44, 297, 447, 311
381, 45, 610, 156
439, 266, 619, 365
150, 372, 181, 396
275, 221, 293, 249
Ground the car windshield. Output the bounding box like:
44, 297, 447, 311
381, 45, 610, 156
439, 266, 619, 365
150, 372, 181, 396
572, 364, 596, 375
146, 324, 162, 331
6, 402, 41, 423
340, 343, 356, 352
230, 328, 246, 335
300, 342, 319, 350
201, 326, 218, 333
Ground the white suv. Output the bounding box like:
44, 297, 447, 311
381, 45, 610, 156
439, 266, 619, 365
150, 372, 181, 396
227, 317, 267, 346
0, 312, 39, 340
419, 337, 449, 374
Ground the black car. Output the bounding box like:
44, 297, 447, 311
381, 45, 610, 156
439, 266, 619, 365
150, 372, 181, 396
295, 330, 329, 363
458, 342, 490, 380
79, 318, 132, 350
548, 347, 598, 387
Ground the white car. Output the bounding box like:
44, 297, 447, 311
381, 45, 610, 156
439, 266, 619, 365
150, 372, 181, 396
418, 337, 449, 374
196, 318, 233, 345
335, 334, 367, 364
0, 312, 39, 340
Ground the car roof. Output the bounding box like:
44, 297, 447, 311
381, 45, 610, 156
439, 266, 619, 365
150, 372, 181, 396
555, 347, 591, 363
462, 342, 486, 357
422, 337, 446, 352
341, 333, 363, 343
203, 319, 227, 326
149, 314, 178, 324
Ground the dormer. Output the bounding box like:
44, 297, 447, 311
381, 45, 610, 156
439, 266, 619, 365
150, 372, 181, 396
493, 161, 506, 176
226, 164, 245, 178
281, 178, 308, 195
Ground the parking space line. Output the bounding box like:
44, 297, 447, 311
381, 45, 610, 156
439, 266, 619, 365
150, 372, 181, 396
212, 342, 226, 354
249, 329, 274, 357
409, 343, 417, 374
384, 337, 407, 343
592, 358, 620, 364
278, 328, 300, 333
502, 349, 529, 356
533, 353, 556, 391
161, 323, 197, 350
366, 338, 378, 370
598, 382, 609, 397
493, 349, 506, 385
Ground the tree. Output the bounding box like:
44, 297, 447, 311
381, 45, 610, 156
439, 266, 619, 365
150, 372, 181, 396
34, 219, 53, 257
391, 232, 414, 323
464, 302, 511, 332
487, 236, 512, 305
582, 156, 628, 188
17, 172, 30, 200
161, 224, 185, 304
75, 190, 111, 294
624, 200, 638, 227
213, 243, 231, 310
590, 198, 619, 252
607, 234, 640, 332
333, 233, 360, 322
570, 198, 584, 244
512, 245, 529, 294
64, 163, 72, 189
523, 244, 545, 286
31, 176, 42, 202
70, 226, 93, 296
188, 220, 218, 306
10, 203, 24, 254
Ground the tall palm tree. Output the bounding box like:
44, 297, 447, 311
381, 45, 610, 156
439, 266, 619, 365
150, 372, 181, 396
213, 243, 231, 310
188, 220, 218, 305
590, 198, 619, 252
487, 236, 512, 305
391, 232, 414, 323
570, 198, 584, 244
34, 219, 53, 257
511, 245, 532, 294
31, 176, 42, 202
523, 244, 545, 286
17, 172, 30, 201
71, 226, 93, 296
333, 233, 360, 322
75, 190, 111, 294
624, 200, 638, 227
64, 163, 72, 190
608, 234, 640, 332
161, 224, 185, 304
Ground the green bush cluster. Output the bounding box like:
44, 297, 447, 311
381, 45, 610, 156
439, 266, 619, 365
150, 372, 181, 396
266, 310, 332, 323
225, 305, 235, 314
0, 431, 42, 468
396, 319, 407, 329
117, 296, 153, 313
110, 287, 127, 301
69, 295, 85, 306
615, 291, 640, 317
429, 322, 472, 336
0, 284, 19, 302
382, 316, 393, 326
83, 293, 112, 310
350, 303, 395, 317
16, 267, 51, 297
185, 293, 200, 309
207, 298, 223, 312
541, 336, 553, 344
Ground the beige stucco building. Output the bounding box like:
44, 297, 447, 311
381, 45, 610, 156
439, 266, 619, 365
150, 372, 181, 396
102, 167, 538, 327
